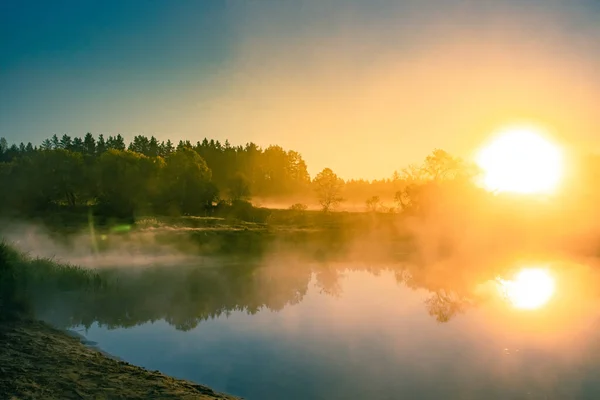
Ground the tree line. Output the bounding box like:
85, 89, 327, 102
0, 132, 490, 218
0, 133, 316, 218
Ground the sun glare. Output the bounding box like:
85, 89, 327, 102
476, 126, 563, 195
497, 268, 556, 310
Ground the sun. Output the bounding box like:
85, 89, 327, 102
476, 126, 563, 194
497, 268, 556, 310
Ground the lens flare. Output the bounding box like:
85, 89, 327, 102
497, 268, 555, 310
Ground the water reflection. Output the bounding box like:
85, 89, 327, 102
31, 260, 475, 330
497, 268, 556, 310
23, 247, 600, 399
30, 252, 598, 332
57, 264, 600, 400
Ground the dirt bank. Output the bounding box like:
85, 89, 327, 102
0, 319, 241, 400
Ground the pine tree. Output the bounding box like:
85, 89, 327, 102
41, 139, 52, 150
84, 132, 96, 155
165, 139, 174, 156
72, 137, 85, 153
114, 134, 126, 151
0, 137, 8, 154
60, 134, 72, 150
97, 134, 106, 155
148, 136, 159, 157
51, 134, 60, 149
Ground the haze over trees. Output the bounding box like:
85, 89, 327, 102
5, 132, 593, 222
313, 168, 345, 212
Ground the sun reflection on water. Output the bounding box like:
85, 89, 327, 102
497, 267, 556, 310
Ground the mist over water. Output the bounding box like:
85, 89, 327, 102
0, 220, 204, 268
4, 216, 600, 400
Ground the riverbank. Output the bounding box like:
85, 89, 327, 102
0, 319, 240, 400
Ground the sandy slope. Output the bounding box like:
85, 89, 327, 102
0, 320, 241, 400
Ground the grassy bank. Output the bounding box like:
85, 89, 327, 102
0, 242, 101, 321
0, 243, 240, 399
0, 201, 409, 236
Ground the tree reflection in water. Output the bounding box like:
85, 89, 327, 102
30, 251, 496, 330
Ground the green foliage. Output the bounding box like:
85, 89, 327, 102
255, 146, 311, 196
0, 137, 8, 157
0, 162, 13, 210
7, 149, 85, 211
215, 200, 271, 223
96, 150, 159, 217
0, 133, 315, 220
0, 243, 103, 321
0, 243, 27, 320
0, 133, 494, 221
228, 172, 251, 202
159, 148, 215, 215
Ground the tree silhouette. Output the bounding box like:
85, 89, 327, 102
159, 148, 215, 215
97, 134, 107, 155
96, 150, 160, 217
59, 134, 72, 150
313, 168, 344, 212
50, 134, 60, 149
394, 149, 476, 215
83, 133, 96, 155
228, 172, 251, 202
366, 195, 383, 213
0, 132, 496, 221
72, 137, 84, 153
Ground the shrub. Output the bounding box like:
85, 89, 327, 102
289, 203, 308, 212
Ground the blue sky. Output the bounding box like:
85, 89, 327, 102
1, 1, 230, 138
2, 0, 600, 179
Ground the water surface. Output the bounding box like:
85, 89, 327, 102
41, 260, 600, 400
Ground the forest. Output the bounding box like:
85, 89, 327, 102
0, 133, 481, 220
0, 134, 310, 218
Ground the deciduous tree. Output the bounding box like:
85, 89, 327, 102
313, 168, 344, 212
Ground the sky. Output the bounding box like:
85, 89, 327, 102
1, 0, 600, 180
